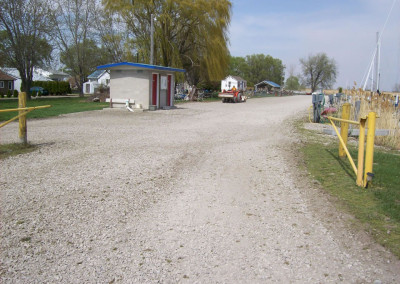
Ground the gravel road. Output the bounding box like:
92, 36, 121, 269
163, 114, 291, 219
1, 96, 399, 283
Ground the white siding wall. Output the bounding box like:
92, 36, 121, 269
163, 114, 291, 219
221, 76, 238, 91
110, 70, 150, 109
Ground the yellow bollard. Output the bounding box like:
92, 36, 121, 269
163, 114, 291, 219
18, 92, 27, 144
339, 103, 351, 158
357, 118, 366, 186
364, 112, 377, 187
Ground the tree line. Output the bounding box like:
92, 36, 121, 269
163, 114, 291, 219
0, 0, 231, 97
0, 0, 338, 97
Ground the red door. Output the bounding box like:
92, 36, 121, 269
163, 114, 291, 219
167, 75, 172, 106
152, 74, 158, 106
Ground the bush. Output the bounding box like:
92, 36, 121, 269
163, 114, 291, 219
0, 92, 4, 98
32, 81, 71, 95
6, 90, 12, 98
13, 90, 18, 98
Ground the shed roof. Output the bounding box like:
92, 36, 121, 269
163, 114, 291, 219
0, 69, 17, 81
88, 69, 108, 79
225, 75, 246, 82
97, 62, 185, 73
254, 80, 281, 88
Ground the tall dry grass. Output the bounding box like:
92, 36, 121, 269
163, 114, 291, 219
339, 88, 400, 150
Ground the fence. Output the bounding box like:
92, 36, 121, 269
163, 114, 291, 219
327, 103, 377, 187
0, 92, 51, 144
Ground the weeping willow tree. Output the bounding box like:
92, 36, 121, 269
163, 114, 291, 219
103, 0, 231, 86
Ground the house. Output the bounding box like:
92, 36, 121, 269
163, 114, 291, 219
0, 67, 53, 92
96, 62, 185, 110
83, 70, 110, 95
0, 69, 17, 94
254, 80, 281, 92
221, 75, 247, 92
36, 69, 70, 81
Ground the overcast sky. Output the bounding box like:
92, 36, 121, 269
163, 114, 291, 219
228, 0, 400, 91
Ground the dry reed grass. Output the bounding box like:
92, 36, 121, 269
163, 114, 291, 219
339, 88, 400, 150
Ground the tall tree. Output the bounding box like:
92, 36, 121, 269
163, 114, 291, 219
300, 53, 337, 92
285, 76, 300, 90
227, 54, 285, 87
227, 56, 248, 80
0, 0, 53, 95
95, 9, 131, 63
104, 0, 231, 86
51, 0, 106, 95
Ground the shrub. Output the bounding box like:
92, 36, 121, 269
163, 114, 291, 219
0, 92, 4, 98
6, 90, 12, 98
13, 90, 18, 98
32, 81, 71, 95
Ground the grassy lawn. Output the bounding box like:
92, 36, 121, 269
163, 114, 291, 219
0, 97, 109, 121
298, 120, 400, 258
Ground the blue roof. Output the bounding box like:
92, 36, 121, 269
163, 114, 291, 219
88, 70, 107, 79
255, 80, 281, 88
97, 62, 185, 73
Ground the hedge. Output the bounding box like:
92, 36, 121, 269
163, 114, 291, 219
32, 81, 71, 95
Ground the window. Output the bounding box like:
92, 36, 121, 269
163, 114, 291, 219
8, 81, 12, 90
0, 81, 4, 88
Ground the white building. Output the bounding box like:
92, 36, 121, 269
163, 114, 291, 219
221, 75, 247, 92
96, 62, 185, 110
0, 68, 52, 92
83, 70, 110, 95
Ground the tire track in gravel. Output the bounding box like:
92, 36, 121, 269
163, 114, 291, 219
1, 96, 399, 283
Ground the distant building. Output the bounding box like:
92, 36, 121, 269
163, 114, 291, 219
83, 70, 110, 95
0, 68, 59, 92
0, 69, 17, 94
254, 80, 281, 92
221, 75, 247, 92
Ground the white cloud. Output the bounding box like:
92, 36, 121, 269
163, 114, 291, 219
229, 0, 400, 91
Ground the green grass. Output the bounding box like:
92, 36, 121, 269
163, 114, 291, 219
0, 97, 109, 121
299, 121, 400, 258
0, 143, 37, 159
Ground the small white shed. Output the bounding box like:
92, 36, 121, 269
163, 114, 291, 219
83, 70, 110, 95
96, 62, 185, 110
221, 75, 247, 92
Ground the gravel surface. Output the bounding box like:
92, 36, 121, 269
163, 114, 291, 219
1, 95, 399, 283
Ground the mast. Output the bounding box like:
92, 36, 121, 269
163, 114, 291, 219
375, 32, 381, 92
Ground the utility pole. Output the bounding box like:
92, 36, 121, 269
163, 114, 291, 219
150, 14, 154, 65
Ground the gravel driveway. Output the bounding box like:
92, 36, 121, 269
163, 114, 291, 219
1, 96, 399, 283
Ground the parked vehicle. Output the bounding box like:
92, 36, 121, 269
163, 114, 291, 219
29, 86, 49, 96
218, 88, 246, 103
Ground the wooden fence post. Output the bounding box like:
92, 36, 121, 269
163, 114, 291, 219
18, 92, 27, 144
339, 103, 351, 158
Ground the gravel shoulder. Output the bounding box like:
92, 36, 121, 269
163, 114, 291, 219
1, 96, 399, 283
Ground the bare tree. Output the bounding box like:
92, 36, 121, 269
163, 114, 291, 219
300, 53, 337, 92
51, 0, 102, 96
0, 0, 53, 95
95, 9, 130, 63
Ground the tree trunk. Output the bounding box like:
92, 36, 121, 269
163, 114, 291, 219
188, 85, 197, 101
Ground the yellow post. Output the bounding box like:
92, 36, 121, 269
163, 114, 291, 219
339, 103, 351, 158
364, 112, 377, 187
357, 118, 366, 186
18, 92, 27, 144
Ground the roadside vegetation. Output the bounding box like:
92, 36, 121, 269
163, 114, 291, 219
0, 143, 37, 159
297, 118, 400, 258
0, 97, 108, 121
